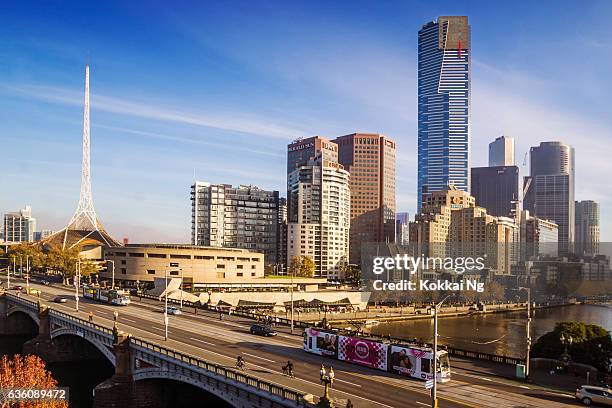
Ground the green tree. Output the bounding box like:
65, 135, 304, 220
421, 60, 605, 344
482, 281, 505, 303
532, 321, 612, 372
299, 256, 315, 278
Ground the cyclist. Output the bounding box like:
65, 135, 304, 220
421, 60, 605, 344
283, 360, 294, 377
235, 355, 245, 370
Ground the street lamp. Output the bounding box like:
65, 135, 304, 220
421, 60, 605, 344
113, 311, 119, 330
290, 264, 294, 334
179, 268, 184, 310
75, 260, 81, 312
318, 365, 335, 407
164, 268, 169, 341
432, 293, 453, 408
518, 287, 532, 379
25, 255, 32, 290
107, 260, 115, 289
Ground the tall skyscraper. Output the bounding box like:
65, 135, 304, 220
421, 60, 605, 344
333, 133, 396, 264
277, 197, 288, 271
286, 143, 350, 279
575, 200, 600, 256
471, 165, 519, 217
523, 141, 575, 254
191, 182, 280, 265
3, 206, 36, 242
489, 135, 515, 167
418, 16, 471, 210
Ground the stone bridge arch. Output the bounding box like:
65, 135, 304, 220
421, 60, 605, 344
50, 328, 116, 366
132, 368, 238, 407
7, 307, 40, 327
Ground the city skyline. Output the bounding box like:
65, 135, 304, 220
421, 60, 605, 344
2, 1, 612, 242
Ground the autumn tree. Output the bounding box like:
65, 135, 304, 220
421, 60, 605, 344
0, 354, 68, 407
298, 256, 315, 278
287, 256, 301, 277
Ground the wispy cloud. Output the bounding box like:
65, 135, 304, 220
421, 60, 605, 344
0, 83, 308, 140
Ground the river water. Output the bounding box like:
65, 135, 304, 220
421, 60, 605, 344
368, 304, 612, 358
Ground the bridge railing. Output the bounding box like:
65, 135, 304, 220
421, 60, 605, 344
130, 336, 307, 404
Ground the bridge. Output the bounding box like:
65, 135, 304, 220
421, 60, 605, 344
0, 292, 313, 408
0, 280, 583, 408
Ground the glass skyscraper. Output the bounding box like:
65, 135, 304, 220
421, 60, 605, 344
418, 16, 471, 210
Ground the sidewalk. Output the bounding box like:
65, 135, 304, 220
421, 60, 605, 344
451, 356, 589, 392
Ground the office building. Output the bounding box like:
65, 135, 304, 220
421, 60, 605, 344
471, 165, 519, 217
489, 136, 514, 167
575, 200, 600, 256
396, 212, 409, 246
191, 182, 280, 265
418, 16, 471, 209
333, 133, 396, 264
3, 206, 36, 243
287, 136, 338, 175
519, 210, 559, 260
410, 186, 517, 274
523, 141, 575, 254
276, 197, 288, 272
287, 147, 350, 279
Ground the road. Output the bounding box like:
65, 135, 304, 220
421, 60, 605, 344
2, 278, 581, 408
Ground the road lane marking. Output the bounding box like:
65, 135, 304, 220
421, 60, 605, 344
189, 337, 216, 347
243, 353, 276, 363
333, 378, 362, 388
482, 377, 492, 381
416, 403, 429, 407
519, 385, 530, 389
122, 318, 137, 323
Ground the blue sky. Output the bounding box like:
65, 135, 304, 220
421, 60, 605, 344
1, 1, 611, 242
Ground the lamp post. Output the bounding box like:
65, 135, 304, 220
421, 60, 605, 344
518, 287, 532, 379
75, 260, 81, 312
432, 294, 453, 408
7, 262, 11, 290
25, 255, 32, 291
180, 268, 184, 310
107, 260, 115, 289
164, 269, 169, 341
113, 311, 118, 330
318, 365, 335, 407
290, 264, 294, 334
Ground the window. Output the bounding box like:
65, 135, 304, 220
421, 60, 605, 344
216, 272, 225, 278
217, 264, 225, 269
129, 252, 144, 257
421, 358, 431, 374
169, 262, 179, 267
251, 265, 256, 269
251, 272, 256, 277
120, 268, 126, 274
237, 272, 243, 277
121, 260, 126, 265
147, 270, 155, 275
194, 255, 214, 260
148, 253, 166, 258
115, 252, 126, 257
237, 265, 243, 269
169, 271, 179, 276
170, 254, 191, 259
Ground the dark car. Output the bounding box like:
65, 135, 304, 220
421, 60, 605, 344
13, 285, 23, 290
250, 324, 277, 337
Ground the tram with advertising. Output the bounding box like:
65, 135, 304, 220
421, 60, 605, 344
303, 327, 451, 382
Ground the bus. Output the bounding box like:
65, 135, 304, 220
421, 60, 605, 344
83, 286, 131, 306
303, 327, 451, 383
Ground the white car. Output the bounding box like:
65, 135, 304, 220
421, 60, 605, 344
576, 385, 612, 406
164, 306, 182, 315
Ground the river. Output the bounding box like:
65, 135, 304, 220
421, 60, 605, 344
368, 304, 612, 358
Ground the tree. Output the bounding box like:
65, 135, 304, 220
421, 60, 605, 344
299, 256, 315, 278
0, 354, 68, 407
532, 321, 612, 372
482, 282, 505, 303
287, 256, 301, 278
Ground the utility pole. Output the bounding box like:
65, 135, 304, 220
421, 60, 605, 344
519, 286, 532, 379
432, 294, 452, 408
164, 268, 169, 341
75, 260, 81, 312
290, 265, 294, 334
107, 260, 115, 289
180, 268, 183, 310
26, 255, 31, 290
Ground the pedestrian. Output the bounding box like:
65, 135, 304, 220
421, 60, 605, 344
88, 311, 94, 323
346, 399, 354, 408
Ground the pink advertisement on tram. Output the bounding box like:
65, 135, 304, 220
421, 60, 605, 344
338, 335, 387, 371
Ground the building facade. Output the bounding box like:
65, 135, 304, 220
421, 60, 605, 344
575, 200, 600, 256
418, 16, 471, 210
287, 151, 350, 279
101, 244, 264, 288
489, 135, 514, 167
520, 210, 559, 260
471, 165, 519, 218
410, 186, 517, 274
523, 141, 575, 254
191, 182, 280, 265
3, 206, 36, 243
396, 212, 409, 246
333, 133, 396, 264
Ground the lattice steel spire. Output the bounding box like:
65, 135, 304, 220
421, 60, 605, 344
68, 65, 98, 230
